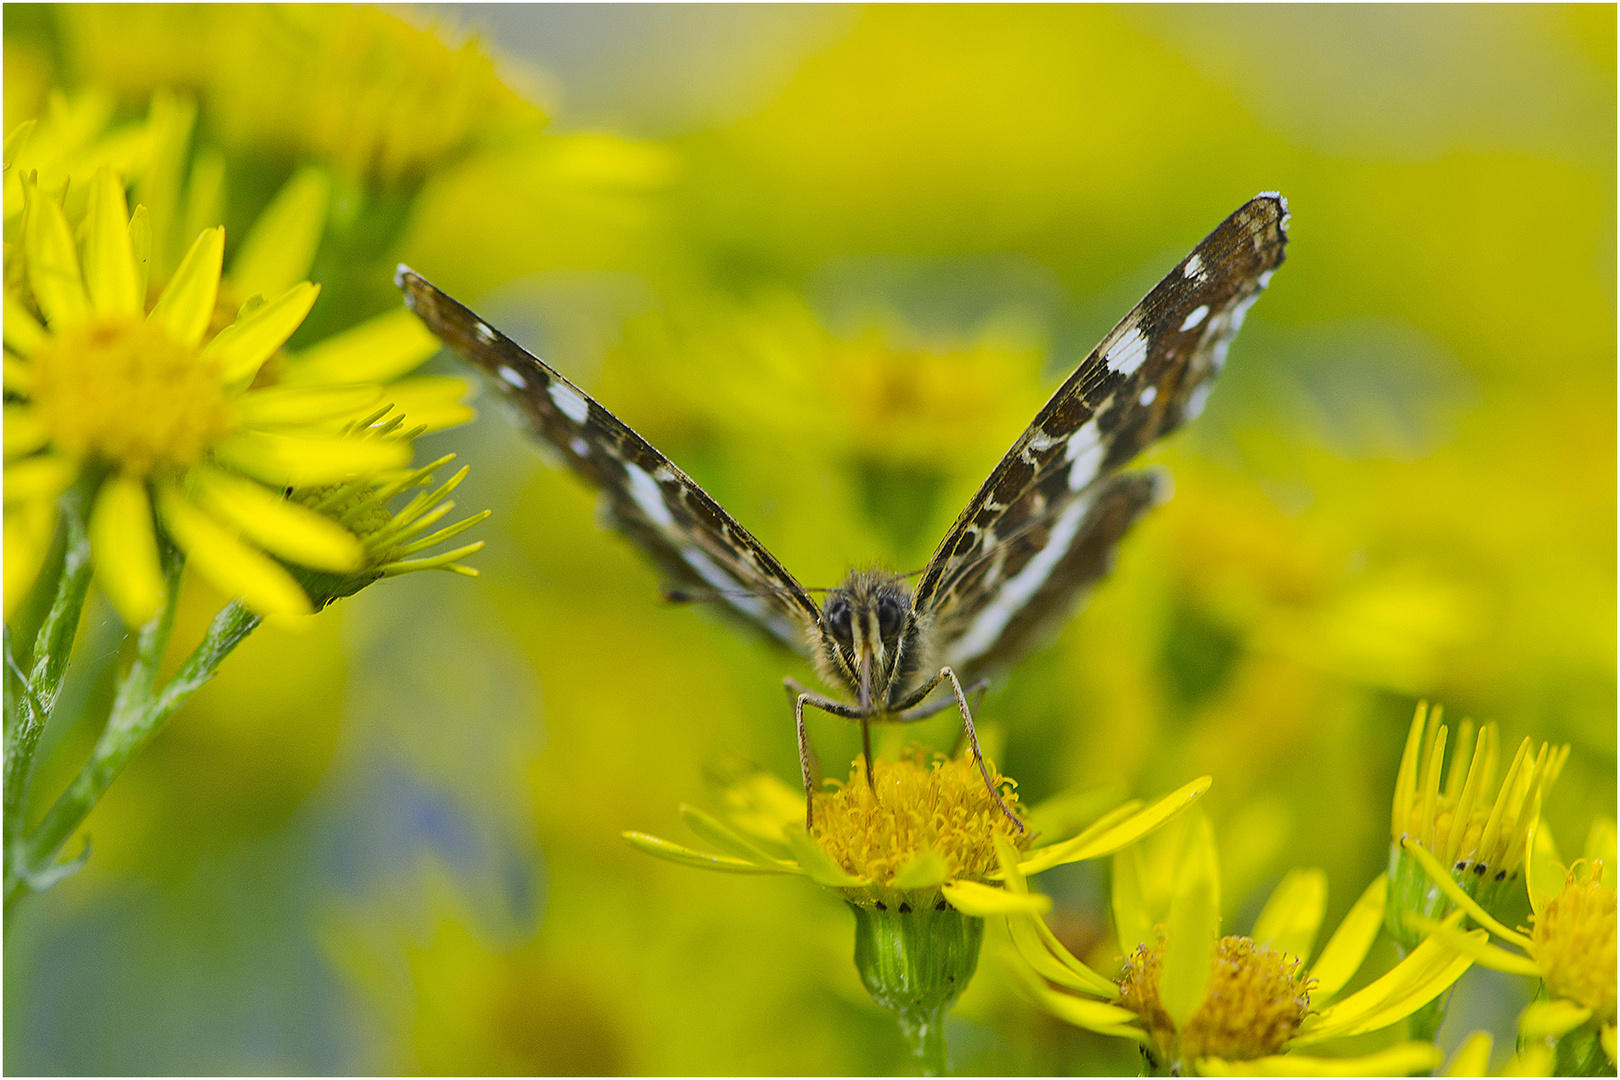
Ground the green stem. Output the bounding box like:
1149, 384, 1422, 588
4, 554, 261, 913
4, 489, 93, 878
1405, 986, 1451, 1043
897, 1002, 950, 1077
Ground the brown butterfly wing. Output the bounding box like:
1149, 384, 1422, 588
398, 268, 821, 654
919, 194, 1289, 677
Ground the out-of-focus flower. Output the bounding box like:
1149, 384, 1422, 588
1009, 810, 1475, 1076
54, 5, 540, 185
627, 748, 1208, 1072
1388, 702, 1568, 952
1406, 818, 1616, 1074
3, 168, 470, 622
1443, 1029, 1555, 1076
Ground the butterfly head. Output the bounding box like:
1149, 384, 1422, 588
816, 569, 925, 714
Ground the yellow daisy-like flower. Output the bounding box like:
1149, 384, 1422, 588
5, 167, 420, 624
1008, 809, 1478, 1076
627, 748, 1208, 1073
1388, 702, 1568, 951
1404, 817, 1617, 1073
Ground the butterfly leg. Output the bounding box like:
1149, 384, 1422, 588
786, 678, 863, 829
892, 668, 1022, 832
895, 677, 989, 723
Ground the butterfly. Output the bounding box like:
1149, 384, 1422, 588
398, 192, 1288, 829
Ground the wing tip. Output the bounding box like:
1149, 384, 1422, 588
394, 263, 417, 289
1251, 190, 1290, 235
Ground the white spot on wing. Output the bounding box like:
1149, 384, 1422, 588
679, 547, 795, 641
1185, 382, 1214, 420
475, 322, 497, 343
498, 366, 526, 389
624, 460, 674, 527
1139, 385, 1157, 406
947, 492, 1093, 665
1104, 327, 1149, 377
548, 381, 590, 424
569, 436, 589, 457
1065, 419, 1103, 492
1180, 305, 1210, 332
1183, 252, 1203, 279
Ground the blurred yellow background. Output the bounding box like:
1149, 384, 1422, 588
5, 5, 1613, 1074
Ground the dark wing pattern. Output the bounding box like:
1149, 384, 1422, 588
397, 267, 821, 653
917, 193, 1289, 677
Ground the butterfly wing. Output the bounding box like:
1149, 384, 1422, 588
916, 193, 1289, 678
398, 267, 822, 654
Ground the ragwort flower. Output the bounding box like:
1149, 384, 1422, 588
1405, 818, 1616, 1075
1008, 809, 1477, 1076
1387, 702, 1569, 952
3, 168, 466, 623
627, 747, 1208, 1073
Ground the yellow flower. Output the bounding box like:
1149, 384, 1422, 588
53, 5, 538, 184
1403, 817, 1616, 1072
4, 168, 447, 623
626, 749, 1208, 918
1008, 809, 1477, 1076
627, 748, 1208, 1073
1388, 702, 1568, 951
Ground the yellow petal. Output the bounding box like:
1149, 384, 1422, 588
4, 455, 76, 504
676, 804, 798, 872
129, 203, 151, 305
1019, 775, 1213, 875
154, 481, 311, 616
1525, 816, 1564, 917
1251, 867, 1327, 966
1112, 844, 1156, 954
1602, 1022, 1616, 1064
4, 405, 49, 458
4, 291, 46, 356
1446, 1031, 1494, 1076
3, 496, 58, 619
377, 375, 476, 432
891, 848, 950, 891
783, 826, 867, 888
234, 384, 387, 429
147, 226, 222, 348
1308, 874, 1386, 1002
1160, 808, 1220, 1029
281, 307, 441, 384
1008, 962, 1140, 1037
4, 119, 37, 169
1298, 912, 1479, 1043
942, 880, 1051, 916
23, 178, 90, 328
89, 475, 165, 626
228, 166, 330, 300
1504, 1044, 1555, 1076
201, 280, 320, 384
191, 467, 364, 572
1201, 1042, 1443, 1076
211, 430, 410, 486
82, 167, 140, 317
621, 831, 784, 875
1518, 999, 1592, 1041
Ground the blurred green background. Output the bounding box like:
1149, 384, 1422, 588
4, 4, 1613, 1074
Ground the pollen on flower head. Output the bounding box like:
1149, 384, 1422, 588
1120, 934, 1312, 1066
29, 316, 231, 476
1532, 861, 1617, 1023
811, 747, 1028, 907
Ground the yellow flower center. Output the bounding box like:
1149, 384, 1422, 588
1119, 935, 1312, 1066
811, 748, 1028, 904
29, 316, 232, 477
1531, 863, 1617, 1023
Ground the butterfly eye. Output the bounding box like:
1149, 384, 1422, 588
825, 598, 853, 645
876, 595, 904, 640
